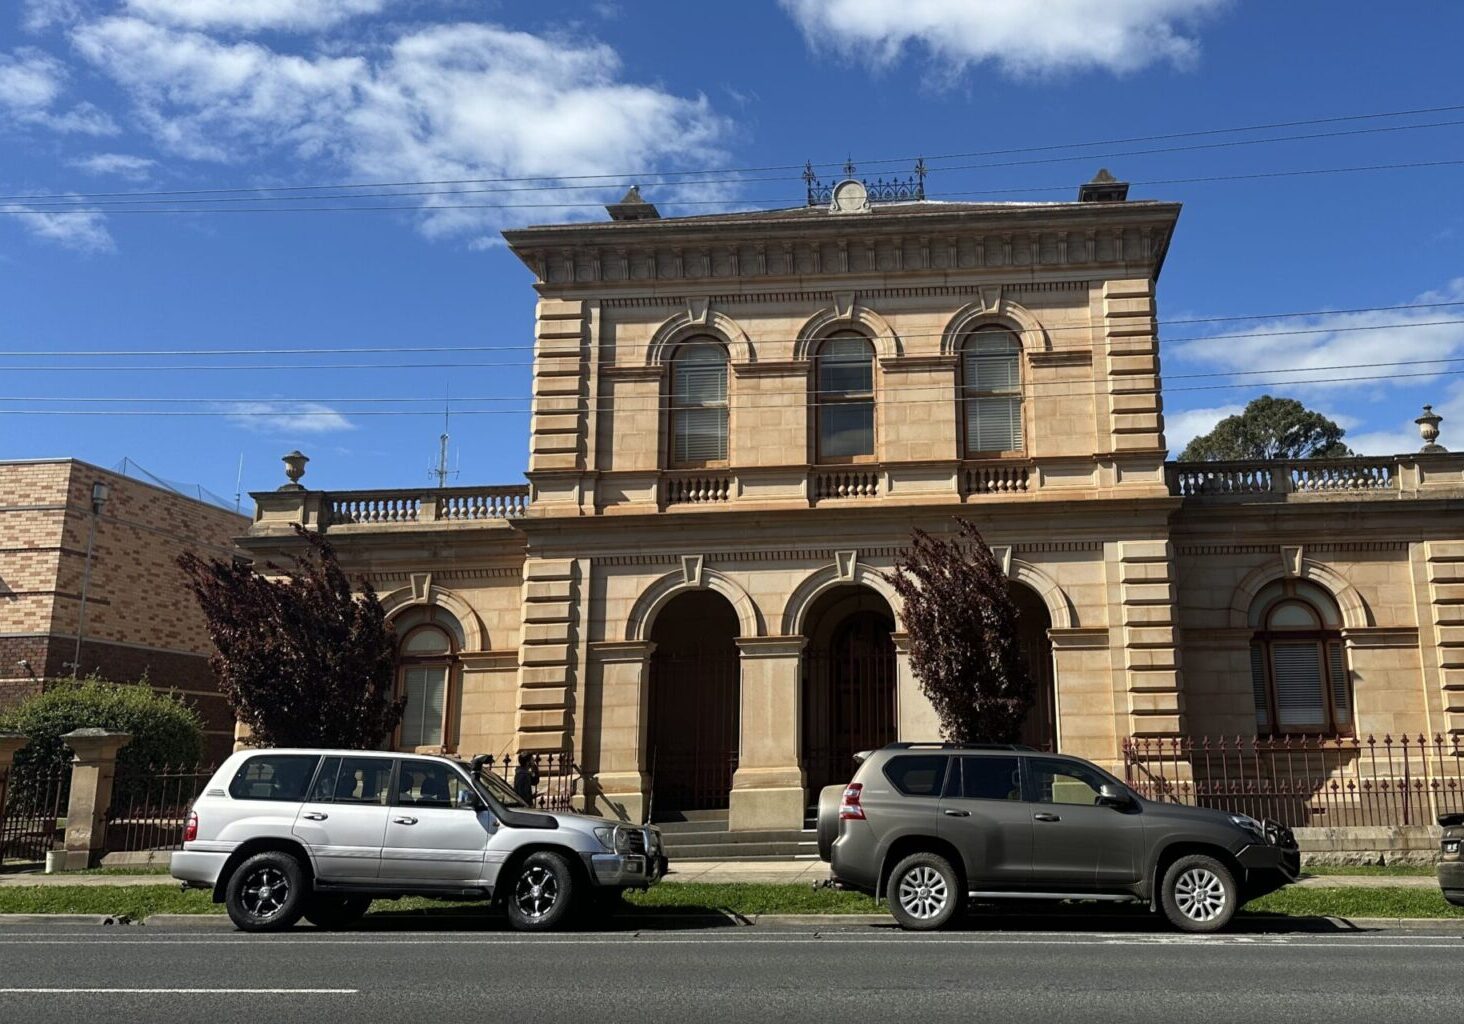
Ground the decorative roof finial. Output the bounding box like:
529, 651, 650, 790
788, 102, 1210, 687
280, 450, 309, 491
1416, 404, 1447, 453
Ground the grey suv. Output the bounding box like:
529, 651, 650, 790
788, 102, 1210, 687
172, 749, 666, 932
818, 743, 1299, 932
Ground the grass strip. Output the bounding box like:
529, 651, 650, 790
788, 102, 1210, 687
0, 882, 1456, 921
1299, 863, 1436, 877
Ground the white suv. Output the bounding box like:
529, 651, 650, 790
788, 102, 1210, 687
171, 749, 666, 932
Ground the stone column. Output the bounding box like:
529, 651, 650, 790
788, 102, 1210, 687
893, 633, 940, 741
729, 636, 806, 831
586, 640, 656, 823
52, 728, 131, 872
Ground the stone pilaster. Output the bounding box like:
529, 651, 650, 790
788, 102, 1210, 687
729, 636, 806, 831
585, 640, 656, 823
527, 297, 589, 512
1113, 539, 1185, 738
893, 633, 940, 741
1422, 541, 1464, 734
1098, 278, 1168, 465
515, 558, 580, 751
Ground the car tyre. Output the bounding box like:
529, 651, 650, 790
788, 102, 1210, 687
224, 851, 307, 933
1160, 854, 1238, 933
887, 851, 963, 931
505, 851, 577, 932
302, 895, 372, 930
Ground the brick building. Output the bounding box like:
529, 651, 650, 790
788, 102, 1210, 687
242, 174, 1464, 831
0, 459, 248, 761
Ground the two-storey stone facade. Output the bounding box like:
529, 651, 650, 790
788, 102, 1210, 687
245, 181, 1464, 831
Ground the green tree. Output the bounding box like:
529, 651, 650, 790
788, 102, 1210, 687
1179, 395, 1353, 461
178, 527, 403, 749
889, 519, 1032, 744
0, 676, 205, 774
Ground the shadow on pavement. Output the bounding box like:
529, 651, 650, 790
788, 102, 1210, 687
356, 902, 743, 932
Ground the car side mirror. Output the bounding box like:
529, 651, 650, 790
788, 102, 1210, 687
1097, 784, 1134, 809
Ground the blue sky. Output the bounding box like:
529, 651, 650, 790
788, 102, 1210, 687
2, 0, 1462, 505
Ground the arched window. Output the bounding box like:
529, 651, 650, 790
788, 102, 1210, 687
670, 341, 728, 465
1248, 580, 1351, 735
397, 623, 457, 751
962, 327, 1023, 455
816, 333, 875, 461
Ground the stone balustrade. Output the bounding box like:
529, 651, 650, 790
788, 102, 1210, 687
812, 468, 880, 500
662, 472, 733, 506
1166, 453, 1463, 500
963, 461, 1032, 495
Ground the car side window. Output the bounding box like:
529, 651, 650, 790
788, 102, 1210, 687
311, 756, 393, 806
1027, 757, 1107, 806
883, 755, 950, 797
960, 756, 1023, 801
228, 754, 321, 802
395, 759, 471, 809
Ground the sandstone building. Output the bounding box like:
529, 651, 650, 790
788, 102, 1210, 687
244, 174, 1464, 831
0, 459, 248, 760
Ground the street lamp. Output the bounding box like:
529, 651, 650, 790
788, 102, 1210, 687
72, 480, 110, 679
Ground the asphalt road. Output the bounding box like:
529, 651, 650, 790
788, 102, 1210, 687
0, 920, 1460, 1023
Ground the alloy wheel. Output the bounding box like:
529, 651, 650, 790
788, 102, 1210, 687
897, 865, 949, 920
239, 866, 291, 920
1173, 867, 1227, 922
515, 865, 560, 920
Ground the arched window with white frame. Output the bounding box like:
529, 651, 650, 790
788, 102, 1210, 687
396, 620, 458, 752
1247, 579, 1352, 736
815, 332, 876, 462
962, 326, 1023, 455
670, 340, 729, 465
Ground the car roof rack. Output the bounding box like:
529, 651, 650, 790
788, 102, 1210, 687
880, 742, 1037, 752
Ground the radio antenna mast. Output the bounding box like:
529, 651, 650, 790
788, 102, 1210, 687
431, 397, 458, 488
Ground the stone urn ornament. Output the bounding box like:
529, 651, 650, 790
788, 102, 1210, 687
1416, 405, 1446, 453
280, 450, 310, 490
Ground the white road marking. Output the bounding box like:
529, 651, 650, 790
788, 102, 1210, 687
0, 936, 1455, 948
0, 988, 357, 995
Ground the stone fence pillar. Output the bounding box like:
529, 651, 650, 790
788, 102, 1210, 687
51, 728, 131, 872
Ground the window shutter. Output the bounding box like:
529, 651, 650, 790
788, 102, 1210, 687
964, 348, 1019, 392
966, 396, 1022, 452
402, 666, 446, 748
1250, 642, 1270, 731
673, 361, 726, 406
1327, 641, 1351, 726
1270, 641, 1326, 730
674, 408, 728, 462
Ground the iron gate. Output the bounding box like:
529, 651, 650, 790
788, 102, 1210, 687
803, 612, 897, 795
647, 650, 739, 817
0, 762, 67, 867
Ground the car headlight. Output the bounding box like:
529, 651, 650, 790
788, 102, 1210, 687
1230, 814, 1265, 838
593, 826, 617, 850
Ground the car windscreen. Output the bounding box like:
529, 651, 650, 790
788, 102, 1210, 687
473, 765, 531, 809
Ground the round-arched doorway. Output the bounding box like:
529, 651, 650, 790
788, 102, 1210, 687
801, 585, 898, 795
645, 590, 740, 819
1011, 581, 1056, 751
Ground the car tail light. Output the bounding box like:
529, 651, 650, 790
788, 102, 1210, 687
183, 810, 198, 843
839, 783, 865, 820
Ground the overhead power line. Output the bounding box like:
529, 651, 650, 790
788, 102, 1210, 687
3, 101, 1461, 204
3, 311, 1464, 367
10, 117, 1464, 209
10, 157, 1461, 215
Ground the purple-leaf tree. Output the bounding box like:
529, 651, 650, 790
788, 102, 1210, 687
890, 519, 1032, 744
178, 526, 404, 748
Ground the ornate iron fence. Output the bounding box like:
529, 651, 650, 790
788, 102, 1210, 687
1123, 734, 1464, 828
0, 762, 68, 866
105, 764, 217, 853
476, 751, 579, 813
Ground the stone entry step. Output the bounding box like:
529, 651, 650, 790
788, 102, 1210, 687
653, 810, 819, 861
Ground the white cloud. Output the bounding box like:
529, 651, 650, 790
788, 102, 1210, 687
0, 47, 117, 134
780, 0, 1229, 78
0, 203, 115, 253
1176, 279, 1464, 395
1346, 382, 1464, 456
1163, 403, 1242, 456
68, 152, 157, 179
70, 18, 731, 241
124, 0, 388, 32
223, 401, 356, 434
21, 0, 88, 33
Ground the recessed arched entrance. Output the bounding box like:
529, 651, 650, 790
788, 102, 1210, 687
1011, 581, 1056, 750
801, 585, 898, 794
646, 589, 740, 819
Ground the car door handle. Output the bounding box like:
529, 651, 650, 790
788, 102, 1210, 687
392, 816, 418, 826
302, 812, 328, 821
1033, 812, 1061, 822
942, 809, 971, 817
